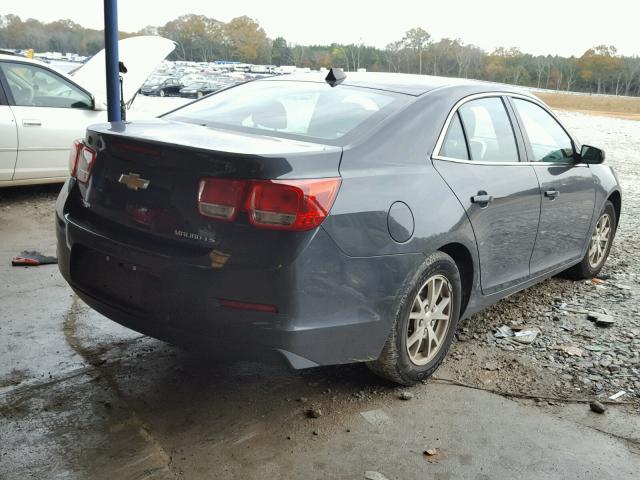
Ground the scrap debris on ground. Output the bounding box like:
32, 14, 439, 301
11, 250, 57, 266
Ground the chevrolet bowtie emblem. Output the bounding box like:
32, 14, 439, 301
118, 173, 150, 191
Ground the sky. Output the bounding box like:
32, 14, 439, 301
6, 0, 640, 57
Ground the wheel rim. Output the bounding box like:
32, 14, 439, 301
406, 274, 453, 366
588, 213, 612, 268
159, 90, 165, 97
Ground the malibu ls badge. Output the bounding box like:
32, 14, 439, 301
118, 173, 150, 191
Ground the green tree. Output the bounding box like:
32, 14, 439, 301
402, 27, 431, 74
271, 36, 291, 66
579, 45, 621, 94
159, 14, 224, 61
223, 16, 269, 63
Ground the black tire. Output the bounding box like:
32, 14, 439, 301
563, 200, 617, 279
367, 251, 462, 385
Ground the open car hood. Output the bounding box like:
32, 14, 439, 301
71, 36, 175, 109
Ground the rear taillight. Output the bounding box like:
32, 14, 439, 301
196, 177, 341, 231
247, 179, 341, 231
68, 139, 82, 177
198, 178, 247, 221
69, 140, 96, 184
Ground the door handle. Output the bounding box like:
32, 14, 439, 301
22, 119, 42, 127
471, 191, 494, 206
544, 189, 560, 200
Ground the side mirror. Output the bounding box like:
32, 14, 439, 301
580, 145, 605, 164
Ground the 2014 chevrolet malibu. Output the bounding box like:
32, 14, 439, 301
56, 71, 621, 385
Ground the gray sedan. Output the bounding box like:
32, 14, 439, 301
56, 71, 621, 385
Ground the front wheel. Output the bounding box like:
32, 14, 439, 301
368, 251, 462, 385
159, 89, 165, 97
563, 201, 616, 279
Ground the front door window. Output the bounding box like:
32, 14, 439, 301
0, 62, 92, 109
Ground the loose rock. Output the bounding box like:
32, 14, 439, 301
589, 400, 606, 414
559, 346, 584, 357
398, 391, 414, 401
306, 407, 322, 418
483, 361, 500, 371
364, 472, 390, 480
596, 315, 616, 327
422, 448, 443, 463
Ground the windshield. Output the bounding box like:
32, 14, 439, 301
164, 80, 409, 142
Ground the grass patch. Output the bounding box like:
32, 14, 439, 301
535, 92, 640, 121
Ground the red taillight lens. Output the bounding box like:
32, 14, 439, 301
69, 140, 96, 184
196, 177, 341, 231
198, 178, 248, 221
246, 178, 341, 231
68, 139, 83, 177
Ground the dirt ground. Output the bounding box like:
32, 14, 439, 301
1, 106, 639, 479
536, 91, 640, 121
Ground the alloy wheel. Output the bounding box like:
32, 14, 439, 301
588, 213, 612, 268
406, 274, 453, 365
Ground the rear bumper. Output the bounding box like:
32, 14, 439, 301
56, 185, 422, 368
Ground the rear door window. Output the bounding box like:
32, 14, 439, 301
458, 97, 519, 162
512, 98, 574, 163
440, 112, 469, 160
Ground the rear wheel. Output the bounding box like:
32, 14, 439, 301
368, 251, 461, 385
563, 201, 616, 279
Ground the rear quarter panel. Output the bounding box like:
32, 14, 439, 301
321, 88, 482, 307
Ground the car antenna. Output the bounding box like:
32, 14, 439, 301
325, 67, 346, 87
118, 61, 128, 121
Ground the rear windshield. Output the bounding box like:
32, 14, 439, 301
164, 80, 409, 143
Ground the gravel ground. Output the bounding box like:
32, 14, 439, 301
443, 111, 640, 403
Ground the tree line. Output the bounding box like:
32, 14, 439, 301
1, 14, 639, 96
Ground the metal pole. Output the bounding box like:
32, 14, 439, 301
103, 0, 121, 122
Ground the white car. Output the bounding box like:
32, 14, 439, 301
0, 36, 174, 187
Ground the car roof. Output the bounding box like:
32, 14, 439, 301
264, 72, 518, 96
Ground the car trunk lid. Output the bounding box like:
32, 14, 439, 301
72, 119, 342, 268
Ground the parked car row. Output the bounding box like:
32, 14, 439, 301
138, 61, 287, 99
139, 76, 244, 98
